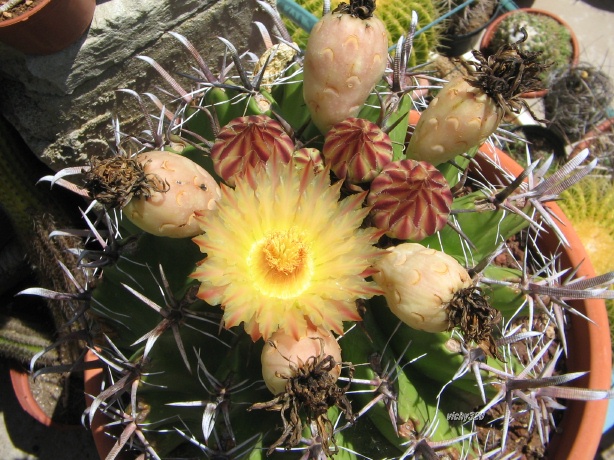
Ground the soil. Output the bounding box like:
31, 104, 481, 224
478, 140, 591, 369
0, 0, 45, 22
444, 0, 499, 35
28, 368, 88, 425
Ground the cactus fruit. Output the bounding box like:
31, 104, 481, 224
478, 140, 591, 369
406, 33, 549, 165
260, 325, 342, 395
121, 151, 221, 238
84, 151, 221, 238
303, 1, 388, 133
373, 243, 472, 333
281, 0, 441, 67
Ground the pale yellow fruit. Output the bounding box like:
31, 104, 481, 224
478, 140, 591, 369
123, 151, 221, 238
261, 326, 342, 395
373, 243, 472, 332
406, 77, 503, 166
303, 10, 388, 134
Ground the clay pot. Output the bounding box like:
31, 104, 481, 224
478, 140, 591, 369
83, 350, 131, 460
9, 363, 81, 430
474, 145, 611, 460
438, 1, 503, 57
479, 8, 580, 98
0, 0, 97, 55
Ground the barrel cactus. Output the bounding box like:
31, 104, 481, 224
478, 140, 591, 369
23, 1, 613, 459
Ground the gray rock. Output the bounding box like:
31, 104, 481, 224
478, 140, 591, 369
0, 0, 275, 170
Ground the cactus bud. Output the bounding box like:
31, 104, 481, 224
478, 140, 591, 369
367, 160, 452, 240
323, 117, 393, 183
210, 115, 294, 186
293, 147, 325, 173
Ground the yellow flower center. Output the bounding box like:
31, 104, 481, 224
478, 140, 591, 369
249, 227, 314, 299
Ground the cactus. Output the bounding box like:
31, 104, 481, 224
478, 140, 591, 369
20, 1, 614, 459
484, 10, 575, 84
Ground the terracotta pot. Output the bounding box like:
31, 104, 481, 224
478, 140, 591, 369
9, 363, 81, 430
479, 8, 580, 98
0, 0, 97, 55
84, 350, 131, 460
474, 145, 611, 460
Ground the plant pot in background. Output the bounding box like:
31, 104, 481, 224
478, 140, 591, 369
569, 116, 614, 178
571, 117, 614, 158
437, 0, 502, 57
0, 0, 97, 55
544, 65, 614, 144
479, 8, 580, 98
9, 363, 82, 430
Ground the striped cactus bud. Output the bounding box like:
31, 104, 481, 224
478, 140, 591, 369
293, 147, 325, 173
210, 115, 294, 186
366, 159, 452, 240
323, 118, 393, 184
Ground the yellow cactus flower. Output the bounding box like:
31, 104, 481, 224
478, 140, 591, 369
191, 157, 383, 341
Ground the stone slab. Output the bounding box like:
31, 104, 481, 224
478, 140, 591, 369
0, 0, 274, 169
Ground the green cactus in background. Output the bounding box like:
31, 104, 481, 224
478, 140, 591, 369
485, 11, 574, 83
281, 0, 442, 67
20, 1, 614, 458
0, 116, 84, 365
